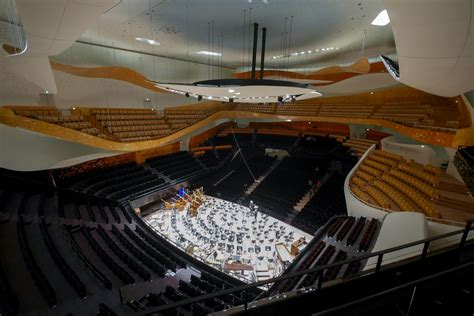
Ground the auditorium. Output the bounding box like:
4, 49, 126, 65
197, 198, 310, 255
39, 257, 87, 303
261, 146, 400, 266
1, 0, 474, 315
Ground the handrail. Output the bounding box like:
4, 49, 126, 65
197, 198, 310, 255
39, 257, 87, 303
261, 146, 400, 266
315, 259, 474, 315
137, 218, 474, 315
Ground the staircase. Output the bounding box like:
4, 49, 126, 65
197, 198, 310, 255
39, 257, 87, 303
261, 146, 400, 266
143, 164, 172, 183
213, 170, 235, 186
244, 157, 282, 195
293, 172, 333, 212
293, 188, 316, 212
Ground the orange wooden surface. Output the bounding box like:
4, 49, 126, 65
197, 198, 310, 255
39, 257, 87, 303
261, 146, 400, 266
50, 61, 168, 93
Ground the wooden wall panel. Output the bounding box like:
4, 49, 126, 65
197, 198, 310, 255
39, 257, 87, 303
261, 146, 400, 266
188, 123, 230, 149
134, 142, 180, 164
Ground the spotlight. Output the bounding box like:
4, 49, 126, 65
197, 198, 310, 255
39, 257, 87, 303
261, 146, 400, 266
185, 93, 189, 98
198, 95, 203, 101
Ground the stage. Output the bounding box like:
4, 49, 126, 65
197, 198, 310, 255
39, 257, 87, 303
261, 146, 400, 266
143, 195, 312, 284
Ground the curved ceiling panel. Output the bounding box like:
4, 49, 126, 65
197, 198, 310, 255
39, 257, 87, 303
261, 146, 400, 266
0, 0, 116, 94
383, 0, 474, 96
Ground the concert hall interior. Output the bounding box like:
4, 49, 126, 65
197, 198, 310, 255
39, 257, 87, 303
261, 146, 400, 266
1, 0, 474, 315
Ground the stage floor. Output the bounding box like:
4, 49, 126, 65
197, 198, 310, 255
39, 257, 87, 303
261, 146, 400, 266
144, 196, 312, 283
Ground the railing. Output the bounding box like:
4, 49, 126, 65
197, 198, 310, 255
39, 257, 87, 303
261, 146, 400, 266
136, 218, 474, 315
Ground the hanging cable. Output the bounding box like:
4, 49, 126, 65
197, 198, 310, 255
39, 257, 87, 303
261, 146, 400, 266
229, 124, 257, 181
287, 16, 294, 72
127, 0, 140, 108
208, 22, 210, 79
248, 7, 252, 74
243, 9, 246, 71
149, 0, 159, 109
186, 0, 190, 82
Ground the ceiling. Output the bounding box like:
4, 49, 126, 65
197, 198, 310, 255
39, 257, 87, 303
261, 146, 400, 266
78, 0, 396, 70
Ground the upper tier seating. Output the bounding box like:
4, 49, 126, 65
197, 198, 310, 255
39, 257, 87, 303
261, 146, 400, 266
94, 109, 170, 142
349, 150, 442, 218
235, 103, 274, 114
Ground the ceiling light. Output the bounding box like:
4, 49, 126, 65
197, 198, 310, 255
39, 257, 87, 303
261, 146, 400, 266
207, 96, 213, 99
286, 119, 292, 122
235, 92, 241, 95
308, 50, 312, 53
135, 37, 160, 46
196, 51, 222, 56
371, 10, 390, 26
228, 89, 235, 93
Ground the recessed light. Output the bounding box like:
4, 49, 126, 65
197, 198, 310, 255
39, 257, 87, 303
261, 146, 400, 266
308, 50, 312, 53
196, 51, 222, 56
286, 119, 292, 122
228, 89, 235, 93
235, 92, 241, 95
135, 37, 160, 46
371, 10, 390, 26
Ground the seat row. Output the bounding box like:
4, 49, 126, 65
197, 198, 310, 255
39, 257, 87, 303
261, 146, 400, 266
335, 217, 355, 242
107, 124, 168, 133
95, 225, 151, 281
323, 249, 348, 282
81, 226, 136, 285
96, 114, 160, 121
346, 217, 366, 247
359, 219, 378, 252
92, 108, 155, 115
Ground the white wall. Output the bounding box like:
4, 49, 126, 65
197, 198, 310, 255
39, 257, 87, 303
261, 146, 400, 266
0, 124, 122, 171
0, 68, 199, 110
381, 136, 438, 166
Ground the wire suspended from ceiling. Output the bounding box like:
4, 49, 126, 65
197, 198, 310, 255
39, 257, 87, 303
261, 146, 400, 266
229, 124, 257, 182
286, 16, 294, 72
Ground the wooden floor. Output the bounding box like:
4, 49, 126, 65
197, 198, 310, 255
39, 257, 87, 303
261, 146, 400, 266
434, 174, 474, 223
